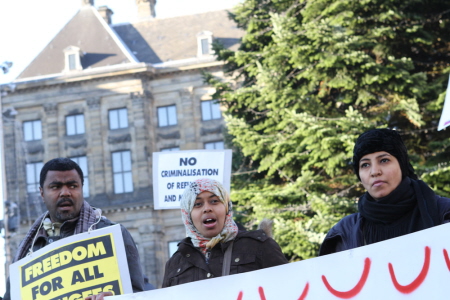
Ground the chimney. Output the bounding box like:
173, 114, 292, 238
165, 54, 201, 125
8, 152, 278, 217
82, 0, 94, 6
136, 0, 156, 19
98, 6, 114, 25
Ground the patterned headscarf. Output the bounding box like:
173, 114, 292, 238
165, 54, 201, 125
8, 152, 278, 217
181, 178, 238, 254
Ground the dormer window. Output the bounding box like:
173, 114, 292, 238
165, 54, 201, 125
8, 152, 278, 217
64, 46, 83, 72
197, 31, 213, 57
68, 54, 76, 70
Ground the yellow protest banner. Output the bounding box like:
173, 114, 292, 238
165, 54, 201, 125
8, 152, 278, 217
10, 225, 132, 300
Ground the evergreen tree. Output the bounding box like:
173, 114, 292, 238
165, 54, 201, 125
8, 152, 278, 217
207, 0, 450, 260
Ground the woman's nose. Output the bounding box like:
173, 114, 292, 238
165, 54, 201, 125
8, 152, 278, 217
203, 203, 212, 212
370, 166, 381, 176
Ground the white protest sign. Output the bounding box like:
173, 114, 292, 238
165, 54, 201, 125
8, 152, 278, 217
10, 224, 132, 300
438, 74, 450, 130
152, 149, 232, 209
112, 223, 450, 299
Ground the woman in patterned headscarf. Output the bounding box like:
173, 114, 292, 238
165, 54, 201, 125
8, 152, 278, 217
319, 128, 450, 255
162, 178, 288, 287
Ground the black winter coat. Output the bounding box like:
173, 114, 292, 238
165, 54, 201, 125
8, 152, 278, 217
162, 230, 288, 287
319, 195, 450, 256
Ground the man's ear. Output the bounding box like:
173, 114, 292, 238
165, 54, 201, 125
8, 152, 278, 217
40, 187, 44, 199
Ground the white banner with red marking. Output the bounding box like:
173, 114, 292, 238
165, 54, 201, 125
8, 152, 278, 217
112, 222, 450, 299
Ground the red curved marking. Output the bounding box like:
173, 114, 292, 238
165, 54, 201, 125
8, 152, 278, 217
236, 291, 243, 300
444, 249, 450, 271
298, 282, 309, 300
258, 286, 266, 300
322, 257, 371, 299
388, 246, 430, 294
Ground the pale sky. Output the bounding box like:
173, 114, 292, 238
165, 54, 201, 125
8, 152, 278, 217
0, 0, 242, 295
0, 0, 242, 84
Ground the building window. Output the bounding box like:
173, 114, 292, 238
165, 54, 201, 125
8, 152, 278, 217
26, 162, 43, 193
68, 54, 76, 70
161, 147, 180, 152
197, 31, 213, 57
112, 151, 133, 194
157, 105, 177, 127
70, 156, 89, 198
201, 100, 221, 121
201, 38, 210, 55
64, 46, 83, 72
66, 114, 85, 135
23, 120, 42, 141
204, 141, 224, 150
168, 241, 179, 257
109, 108, 128, 130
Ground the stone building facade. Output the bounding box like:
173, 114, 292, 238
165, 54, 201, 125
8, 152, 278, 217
0, 0, 242, 287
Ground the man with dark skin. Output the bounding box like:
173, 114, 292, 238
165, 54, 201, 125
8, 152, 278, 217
42, 168, 84, 223
3, 158, 145, 300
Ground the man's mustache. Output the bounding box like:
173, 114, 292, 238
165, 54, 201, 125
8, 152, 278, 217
56, 198, 74, 206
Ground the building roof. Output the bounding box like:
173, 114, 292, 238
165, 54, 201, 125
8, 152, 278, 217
114, 9, 243, 64
17, 6, 243, 80
18, 5, 136, 79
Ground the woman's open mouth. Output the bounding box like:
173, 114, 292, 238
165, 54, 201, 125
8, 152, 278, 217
203, 218, 217, 228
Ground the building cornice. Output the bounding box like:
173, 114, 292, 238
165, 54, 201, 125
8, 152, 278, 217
5, 63, 153, 90
0, 58, 225, 94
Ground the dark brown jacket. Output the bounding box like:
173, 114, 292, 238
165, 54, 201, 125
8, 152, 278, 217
162, 229, 288, 287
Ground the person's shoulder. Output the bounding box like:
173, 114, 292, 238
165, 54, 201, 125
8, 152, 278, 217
436, 194, 450, 208
319, 213, 360, 256
435, 195, 450, 221
327, 213, 360, 236
169, 238, 193, 254
236, 229, 270, 243
166, 238, 193, 262
96, 217, 117, 228
95, 218, 132, 238
176, 237, 192, 248
338, 213, 359, 224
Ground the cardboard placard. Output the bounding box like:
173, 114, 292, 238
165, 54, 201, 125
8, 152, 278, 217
10, 225, 132, 300
152, 149, 232, 209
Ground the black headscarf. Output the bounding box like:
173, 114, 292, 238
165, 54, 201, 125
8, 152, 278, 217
353, 128, 417, 181
353, 128, 439, 245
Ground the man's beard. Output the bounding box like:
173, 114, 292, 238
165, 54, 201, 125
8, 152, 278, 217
53, 198, 77, 222
54, 211, 77, 222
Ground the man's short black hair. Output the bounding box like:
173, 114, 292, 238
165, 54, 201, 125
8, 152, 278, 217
39, 157, 84, 188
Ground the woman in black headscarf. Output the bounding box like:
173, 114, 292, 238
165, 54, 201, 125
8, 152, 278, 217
319, 128, 450, 255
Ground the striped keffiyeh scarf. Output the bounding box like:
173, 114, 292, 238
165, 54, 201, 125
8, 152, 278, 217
14, 201, 100, 262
